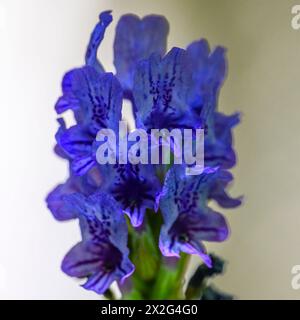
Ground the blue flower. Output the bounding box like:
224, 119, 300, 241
61, 192, 134, 294
55, 68, 123, 175
72, 10, 169, 98
57, 82, 163, 226
159, 166, 230, 266
131, 39, 239, 172
56, 67, 122, 133
100, 163, 161, 227
133, 47, 201, 131
47, 11, 241, 296
114, 14, 169, 95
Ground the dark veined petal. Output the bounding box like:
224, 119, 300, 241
71, 156, 96, 176
94, 134, 161, 227
133, 47, 200, 131
158, 165, 229, 266
159, 209, 228, 267
61, 192, 134, 294
81, 241, 135, 294
164, 208, 228, 244
55, 10, 113, 116
62, 240, 134, 294
159, 165, 219, 214
85, 11, 112, 73
63, 192, 129, 246
55, 67, 123, 134
100, 163, 161, 227
62, 241, 102, 277
58, 125, 94, 159
114, 14, 169, 91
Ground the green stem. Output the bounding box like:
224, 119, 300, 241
122, 208, 192, 300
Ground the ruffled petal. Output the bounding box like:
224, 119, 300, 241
61, 241, 102, 277
208, 170, 242, 208
62, 240, 134, 294
55, 124, 96, 175
205, 112, 240, 169
100, 164, 161, 227
58, 125, 94, 159
55, 68, 123, 134
64, 192, 129, 246
61, 192, 134, 294
159, 165, 229, 265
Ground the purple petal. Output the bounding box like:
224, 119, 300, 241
114, 14, 169, 90
133, 47, 200, 131
209, 170, 243, 208
46, 180, 78, 221
57, 68, 123, 134
187, 40, 227, 97
61, 193, 135, 294
101, 164, 161, 227
205, 112, 240, 169
85, 10, 112, 73
159, 165, 230, 265
71, 156, 96, 176
59, 125, 94, 159
61, 241, 102, 278
82, 271, 114, 294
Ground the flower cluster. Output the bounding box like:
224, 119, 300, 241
46, 11, 241, 295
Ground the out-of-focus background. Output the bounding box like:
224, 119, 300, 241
0, 0, 299, 299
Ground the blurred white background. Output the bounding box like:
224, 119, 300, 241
0, 0, 300, 299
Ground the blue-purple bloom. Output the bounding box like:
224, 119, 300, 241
55, 68, 123, 175
99, 163, 161, 227
133, 47, 201, 131
47, 10, 241, 295
114, 14, 169, 95
61, 192, 134, 294
159, 166, 229, 267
